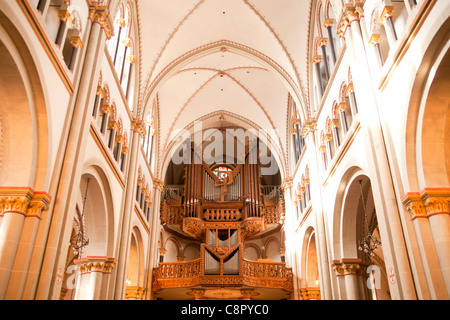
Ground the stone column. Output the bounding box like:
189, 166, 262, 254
332, 259, 364, 300
0, 188, 33, 299
35, 3, 113, 300
5, 192, 50, 299
281, 177, 299, 300
338, 4, 417, 300
112, 120, 146, 300
73, 256, 116, 300
403, 189, 450, 298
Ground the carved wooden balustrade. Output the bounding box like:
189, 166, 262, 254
160, 200, 184, 225
152, 258, 292, 292
261, 198, 285, 224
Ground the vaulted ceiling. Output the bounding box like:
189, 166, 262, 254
135, 0, 314, 176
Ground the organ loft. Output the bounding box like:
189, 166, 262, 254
154, 131, 293, 300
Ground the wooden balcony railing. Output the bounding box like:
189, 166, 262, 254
152, 258, 292, 292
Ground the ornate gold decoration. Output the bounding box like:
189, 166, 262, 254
58, 10, 72, 23
125, 286, 145, 300
153, 179, 164, 193
70, 36, 83, 48
281, 177, 293, 192
331, 259, 369, 276
316, 37, 328, 47
74, 256, 117, 274
324, 18, 334, 28
88, 1, 114, 40
312, 54, 322, 64
379, 6, 395, 25
153, 258, 293, 293
182, 217, 206, 241
300, 287, 321, 300
0, 188, 50, 218
240, 217, 266, 240
402, 189, 450, 219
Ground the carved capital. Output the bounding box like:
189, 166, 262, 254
74, 256, 117, 274
70, 36, 83, 48
88, 2, 114, 40
324, 18, 334, 28
153, 179, 164, 193
281, 177, 293, 192
131, 119, 147, 139
402, 189, 450, 219
312, 54, 322, 64
369, 34, 382, 46
331, 259, 366, 276
316, 37, 328, 47
0, 188, 50, 218
125, 286, 145, 300
379, 6, 395, 25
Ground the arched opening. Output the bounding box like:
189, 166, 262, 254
419, 47, 450, 187
337, 173, 390, 300
0, 12, 48, 190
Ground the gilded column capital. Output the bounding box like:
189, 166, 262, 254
88, 1, 114, 40
331, 259, 367, 276
379, 6, 395, 25
131, 119, 147, 139
312, 54, 322, 64
369, 34, 382, 45
421, 189, 450, 218
74, 256, 117, 275
281, 177, 293, 192
26, 192, 51, 219
402, 189, 450, 220
316, 37, 328, 47
153, 179, 164, 193
58, 10, 72, 23
301, 121, 316, 139
70, 36, 83, 48
125, 286, 145, 300
0, 188, 50, 217
323, 18, 334, 28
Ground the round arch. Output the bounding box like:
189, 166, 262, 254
404, 17, 450, 190
0, 11, 49, 190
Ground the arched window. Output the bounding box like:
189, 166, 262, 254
338, 82, 353, 133
107, 1, 136, 104
142, 112, 156, 166
332, 102, 342, 148
291, 100, 305, 165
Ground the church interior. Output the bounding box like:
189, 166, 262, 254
0, 0, 449, 300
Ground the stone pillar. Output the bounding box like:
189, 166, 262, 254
74, 256, 116, 300
403, 189, 450, 298
35, 3, 113, 300
112, 120, 146, 300
332, 259, 365, 300
0, 188, 50, 299
281, 177, 299, 300
337, 4, 417, 300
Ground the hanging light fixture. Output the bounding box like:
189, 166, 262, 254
71, 178, 90, 257
357, 180, 381, 257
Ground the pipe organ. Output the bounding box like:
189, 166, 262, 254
159, 145, 286, 284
